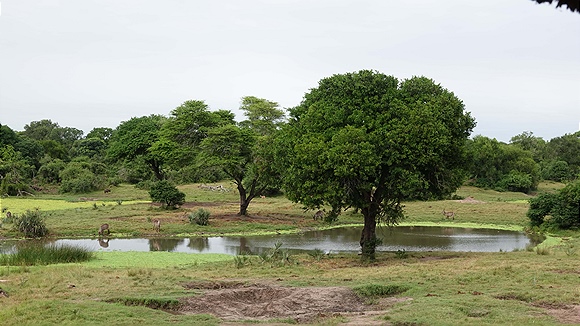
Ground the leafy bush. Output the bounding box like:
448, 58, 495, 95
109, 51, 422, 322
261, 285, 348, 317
59, 161, 103, 194
541, 160, 572, 182
497, 170, 534, 193
149, 180, 185, 209
258, 241, 293, 267
14, 209, 48, 238
188, 208, 210, 226
527, 193, 558, 227
527, 181, 580, 229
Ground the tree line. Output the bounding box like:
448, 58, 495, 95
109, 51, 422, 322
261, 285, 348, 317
1, 70, 579, 258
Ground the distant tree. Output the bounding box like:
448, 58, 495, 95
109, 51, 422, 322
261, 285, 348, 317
544, 132, 580, 178
0, 124, 20, 147
86, 127, 113, 144
541, 160, 573, 182
107, 115, 166, 181
70, 138, 107, 159
467, 136, 539, 193
239, 96, 285, 136
150, 100, 235, 182
510, 131, 545, 162
277, 70, 475, 260
199, 124, 273, 216
59, 159, 104, 194
0, 145, 34, 195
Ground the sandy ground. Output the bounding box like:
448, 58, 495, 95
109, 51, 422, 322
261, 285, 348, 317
178, 281, 408, 325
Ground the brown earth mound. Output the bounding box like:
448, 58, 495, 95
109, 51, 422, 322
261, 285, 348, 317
178, 283, 405, 324
456, 196, 485, 204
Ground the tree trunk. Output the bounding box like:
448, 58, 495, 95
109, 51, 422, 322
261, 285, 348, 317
237, 183, 249, 216
360, 207, 378, 260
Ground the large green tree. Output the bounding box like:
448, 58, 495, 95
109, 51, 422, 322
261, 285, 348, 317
107, 115, 166, 181
278, 70, 475, 259
150, 100, 235, 182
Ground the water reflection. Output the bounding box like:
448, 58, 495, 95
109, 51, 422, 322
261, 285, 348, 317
0, 226, 543, 255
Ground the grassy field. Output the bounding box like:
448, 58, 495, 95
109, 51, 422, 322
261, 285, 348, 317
0, 182, 579, 325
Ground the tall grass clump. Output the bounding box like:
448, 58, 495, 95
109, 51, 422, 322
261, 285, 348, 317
0, 243, 94, 266
14, 209, 48, 238
188, 208, 210, 226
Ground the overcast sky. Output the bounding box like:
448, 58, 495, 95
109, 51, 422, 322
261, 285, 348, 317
0, 0, 578, 142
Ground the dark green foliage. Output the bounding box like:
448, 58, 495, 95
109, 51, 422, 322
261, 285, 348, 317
467, 136, 539, 193
527, 193, 558, 226
107, 115, 166, 180
278, 70, 475, 259
59, 160, 103, 194
188, 208, 210, 226
37, 159, 66, 184
0, 243, 94, 265
541, 160, 572, 182
497, 170, 534, 193
353, 284, 409, 298
14, 209, 48, 238
527, 181, 580, 229
149, 180, 185, 209
0, 145, 34, 196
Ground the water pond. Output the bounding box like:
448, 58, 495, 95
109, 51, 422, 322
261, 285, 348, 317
0, 226, 542, 255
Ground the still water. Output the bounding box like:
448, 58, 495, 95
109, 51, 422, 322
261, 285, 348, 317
0, 226, 541, 255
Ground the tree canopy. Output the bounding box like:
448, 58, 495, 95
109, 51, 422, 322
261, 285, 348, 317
278, 70, 475, 259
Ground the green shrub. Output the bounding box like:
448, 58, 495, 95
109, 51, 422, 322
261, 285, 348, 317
258, 241, 293, 267
14, 209, 48, 238
308, 248, 325, 261
188, 208, 210, 226
149, 180, 185, 209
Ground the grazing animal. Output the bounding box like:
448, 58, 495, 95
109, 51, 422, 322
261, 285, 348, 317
313, 210, 324, 221
442, 210, 455, 220
98, 223, 110, 236
5, 211, 11, 219
104, 188, 111, 194
153, 219, 161, 232
260, 195, 266, 199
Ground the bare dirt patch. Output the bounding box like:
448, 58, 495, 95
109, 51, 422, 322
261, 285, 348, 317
534, 303, 580, 324
455, 196, 485, 204
178, 282, 406, 324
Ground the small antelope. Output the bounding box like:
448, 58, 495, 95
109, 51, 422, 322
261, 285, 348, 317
313, 210, 324, 221
442, 210, 455, 220
260, 195, 266, 199
98, 223, 110, 236
153, 219, 161, 232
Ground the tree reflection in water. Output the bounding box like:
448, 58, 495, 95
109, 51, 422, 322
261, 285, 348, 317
148, 238, 184, 252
